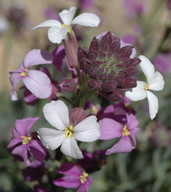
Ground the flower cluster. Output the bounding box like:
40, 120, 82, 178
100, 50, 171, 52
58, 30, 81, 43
8, 5, 165, 192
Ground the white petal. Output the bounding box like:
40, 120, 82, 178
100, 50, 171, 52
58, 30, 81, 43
147, 91, 159, 120
125, 81, 147, 101
71, 13, 100, 27
74, 116, 100, 142
43, 100, 70, 130
60, 137, 83, 159
59, 7, 76, 25
38, 128, 65, 150
139, 55, 155, 83
33, 19, 62, 29
48, 27, 64, 44
149, 71, 165, 91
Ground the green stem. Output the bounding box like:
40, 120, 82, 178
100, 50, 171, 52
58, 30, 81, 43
76, 67, 83, 86
59, 95, 75, 106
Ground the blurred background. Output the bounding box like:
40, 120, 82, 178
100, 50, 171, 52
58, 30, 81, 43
0, 0, 171, 191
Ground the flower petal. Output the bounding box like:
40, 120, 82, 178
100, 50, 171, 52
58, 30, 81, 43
60, 137, 83, 159
48, 27, 68, 44
38, 128, 65, 150
126, 114, 139, 130
78, 177, 93, 192
106, 136, 133, 155
71, 13, 100, 27
53, 177, 80, 188
23, 70, 52, 99
59, 7, 76, 25
22, 49, 53, 68
147, 91, 159, 120
74, 116, 100, 142
15, 117, 39, 136
99, 118, 122, 140
29, 140, 46, 161
139, 55, 155, 83
9, 72, 21, 101
149, 71, 165, 91
58, 162, 81, 176
125, 81, 147, 101
43, 100, 69, 130
33, 19, 62, 29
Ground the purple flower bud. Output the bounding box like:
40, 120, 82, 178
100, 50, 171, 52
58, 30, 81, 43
78, 32, 140, 101
60, 78, 78, 93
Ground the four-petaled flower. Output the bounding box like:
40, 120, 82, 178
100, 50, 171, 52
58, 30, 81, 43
126, 55, 165, 119
8, 117, 46, 166
38, 100, 100, 159
33, 6, 100, 44
53, 162, 92, 192
9, 49, 53, 101
99, 114, 140, 154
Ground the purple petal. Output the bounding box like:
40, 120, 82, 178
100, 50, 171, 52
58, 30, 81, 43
22, 49, 53, 68
99, 118, 122, 140
23, 70, 52, 99
52, 45, 66, 71
9, 72, 21, 101
11, 145, 31, 166
130, 127, 140, 147
126, 114, 139, 130
24, 88, 37, 105
29, 140, 46, 161
58, 162, 81, 176
8, 138, 22, 149
78, 177, 93, 192
106, 136, 133, 154
53, 177, 80, 188
120, 38, 136, 58
15, 117, 39, 136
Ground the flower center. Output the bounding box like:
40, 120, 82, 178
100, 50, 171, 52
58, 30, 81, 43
20, 69, 28, 77
62, 24, 72, 33
145, 83, 150, 91
91, 104, 100, 115
65, 125, 74, 138
122, 125, 130, 136
21, 136, 32, 144
80, 172, 89, 184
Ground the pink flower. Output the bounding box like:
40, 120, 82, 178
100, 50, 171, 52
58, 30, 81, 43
53, 162, 92, 192
8, 117, 46, 166
99, 114, 140, 154
9, 49, 53, 101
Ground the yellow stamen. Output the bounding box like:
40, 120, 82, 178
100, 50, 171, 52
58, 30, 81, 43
145, 83, 150, 91
80, 172, 89, 184
21, 136, 32, 144
65, 125, 74, 138
122, 125, 130, 136
91, 104, 100, 115
62, 24, 72, 33
20, 69, 28, 77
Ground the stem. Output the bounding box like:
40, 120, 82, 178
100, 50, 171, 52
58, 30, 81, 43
76, 67, 84, 86
58, 95, 75, 106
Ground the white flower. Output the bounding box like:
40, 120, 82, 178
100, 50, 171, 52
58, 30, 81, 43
33, 6, 100, 44
38, 100, 100, 159
126, 55, 164, 120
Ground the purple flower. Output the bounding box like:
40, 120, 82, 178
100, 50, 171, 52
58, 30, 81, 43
77, 150, 106, 173
153, 53, 171, 74
9, 49, 53, 101
99, 113, 140, 154
53, 162, 92, 192
8, 117, 46, 166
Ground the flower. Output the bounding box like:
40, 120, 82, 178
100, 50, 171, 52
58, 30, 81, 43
8, 117, 46, 166
9, 49, 53, 101
78, 32, 141, 101
38, 100, 100, 159
53, 162, 92, 192
33, 6, 100, 44
99, 113, 140, 154
126, 55, 165, 119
